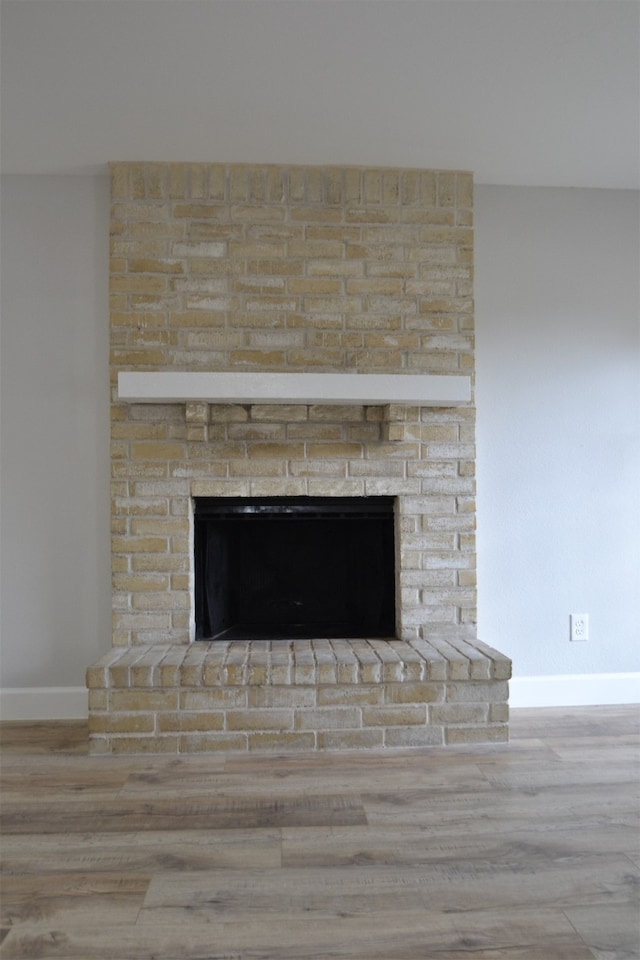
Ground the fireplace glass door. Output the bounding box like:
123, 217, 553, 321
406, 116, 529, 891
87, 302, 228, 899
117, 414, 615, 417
194, 496, 396, 641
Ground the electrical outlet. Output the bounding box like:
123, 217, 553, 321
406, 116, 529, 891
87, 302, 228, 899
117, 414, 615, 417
570, 613, 589, 642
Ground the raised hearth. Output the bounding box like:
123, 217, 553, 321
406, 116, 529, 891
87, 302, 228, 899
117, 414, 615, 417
87, 636, 510, 754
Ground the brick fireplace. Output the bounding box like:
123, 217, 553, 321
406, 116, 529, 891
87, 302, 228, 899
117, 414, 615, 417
87, 161, 511, 754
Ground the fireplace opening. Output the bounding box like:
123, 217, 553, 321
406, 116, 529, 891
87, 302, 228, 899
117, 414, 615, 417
194, 496, 396, 641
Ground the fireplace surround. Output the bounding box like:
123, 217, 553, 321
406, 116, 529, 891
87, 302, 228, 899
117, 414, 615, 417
87, 161, 511, 753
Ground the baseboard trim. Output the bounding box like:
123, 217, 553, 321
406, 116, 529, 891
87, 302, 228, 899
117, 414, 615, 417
0, 687, 88, 720
1, 675, 638, 720
510, 673, 640, 708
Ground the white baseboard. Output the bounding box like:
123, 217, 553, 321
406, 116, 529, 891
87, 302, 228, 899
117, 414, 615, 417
0, 687, 88, 720
510, 673, 640, 708
0, 675, 638, 720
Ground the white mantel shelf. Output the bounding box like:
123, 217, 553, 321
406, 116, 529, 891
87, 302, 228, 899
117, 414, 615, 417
117, 372, 471, 407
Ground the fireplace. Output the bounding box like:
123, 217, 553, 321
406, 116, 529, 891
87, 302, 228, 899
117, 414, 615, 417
86, 161, 512, 755
194, 496, 396, 641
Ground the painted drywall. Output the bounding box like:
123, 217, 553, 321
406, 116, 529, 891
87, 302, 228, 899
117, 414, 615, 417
475, 185, 640, 677
0, 175, 112, 688
1, 175, 638, 708
2, 0, 638, 189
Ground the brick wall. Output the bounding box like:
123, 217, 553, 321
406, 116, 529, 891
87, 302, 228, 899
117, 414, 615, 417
110, 162, 476, 647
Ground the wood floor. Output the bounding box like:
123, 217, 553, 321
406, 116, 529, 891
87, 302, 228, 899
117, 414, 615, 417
1, 705, 638, 959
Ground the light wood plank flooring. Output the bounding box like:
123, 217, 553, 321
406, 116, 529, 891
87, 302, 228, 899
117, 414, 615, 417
1, 705, 638, 959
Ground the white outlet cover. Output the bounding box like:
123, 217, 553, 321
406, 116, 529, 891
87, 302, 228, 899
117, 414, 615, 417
570, 614, 589, 641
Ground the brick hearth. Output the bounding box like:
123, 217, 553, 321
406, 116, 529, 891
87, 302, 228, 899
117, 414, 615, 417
88, 636, 510, 754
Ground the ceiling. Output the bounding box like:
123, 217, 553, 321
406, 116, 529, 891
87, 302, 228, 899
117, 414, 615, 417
1, 0, 638, 188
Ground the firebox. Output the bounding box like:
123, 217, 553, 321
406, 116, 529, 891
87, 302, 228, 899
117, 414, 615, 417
194, 497, 396, 641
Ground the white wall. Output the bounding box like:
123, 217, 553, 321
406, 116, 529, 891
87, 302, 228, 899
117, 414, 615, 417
0, 175, 112, 701
1, 175, 638, 715
475, 186, 640, 686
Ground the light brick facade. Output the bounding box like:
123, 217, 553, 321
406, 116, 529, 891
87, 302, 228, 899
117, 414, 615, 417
88, 161, 510, 753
